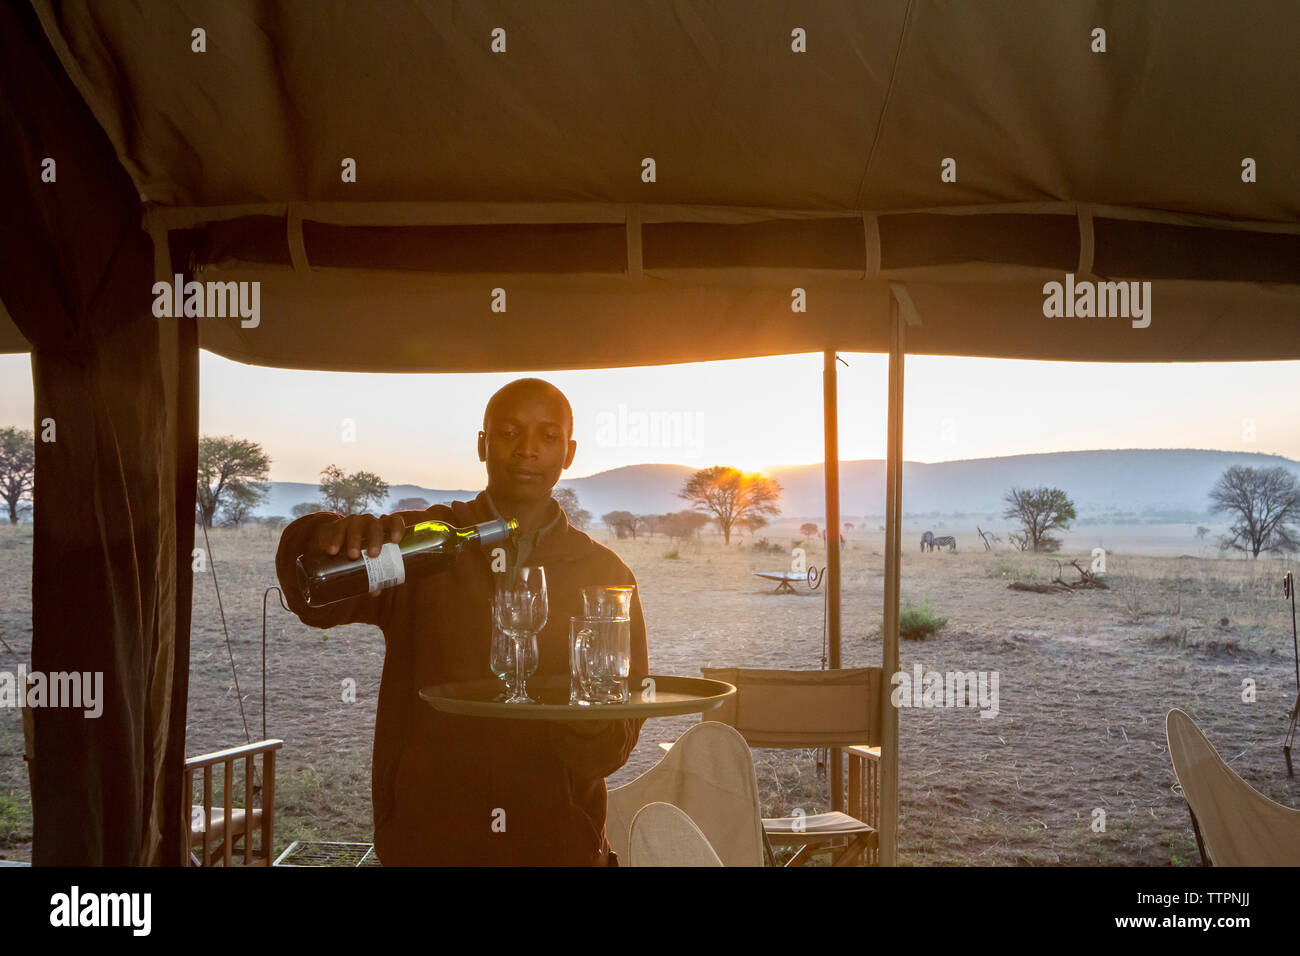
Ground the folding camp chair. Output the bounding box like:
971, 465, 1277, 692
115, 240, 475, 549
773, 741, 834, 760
608, 721, 765, 866
185, 739, 283, 866
628, 803, 724, 867
694, 666, 883, 866
1166, 708, 1300, 866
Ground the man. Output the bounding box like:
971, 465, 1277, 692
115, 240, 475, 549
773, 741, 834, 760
274, 378, 649, 865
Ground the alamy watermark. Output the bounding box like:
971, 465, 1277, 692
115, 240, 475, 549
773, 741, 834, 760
0, 666, 103, 718
1042, 273, 1151, 328
152, 273, 260, 328
891, 663, 999, 718
594, 404, 704, 454
49, 886, 150, 936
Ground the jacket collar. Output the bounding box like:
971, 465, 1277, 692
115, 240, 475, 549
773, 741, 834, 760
465, 489, 594, 563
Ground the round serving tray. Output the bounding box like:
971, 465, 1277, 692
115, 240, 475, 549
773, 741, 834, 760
419, 674, 735, 721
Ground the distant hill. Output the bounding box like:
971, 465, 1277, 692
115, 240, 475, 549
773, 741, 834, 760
766, 449, 1300, 522
251, 449, 1300, 524
256, 482, 478, 520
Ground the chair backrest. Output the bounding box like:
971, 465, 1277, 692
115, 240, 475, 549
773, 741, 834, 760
1166, 708, 1300, 866
607, 721, 764, 866
700, 667, 883, 748
628, 803, 723, 867
184, 739, 283, 866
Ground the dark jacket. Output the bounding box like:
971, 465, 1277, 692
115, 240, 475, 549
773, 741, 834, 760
274, 491, 649, 865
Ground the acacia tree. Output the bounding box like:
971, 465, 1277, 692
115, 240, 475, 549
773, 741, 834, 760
291, 501, 325, 519
679, 466, 782, 545
602, 510, 638, 539
1002, 486, 1076, 552
0, 427, 35, 525
1209, 465, 1300, 558
660, 510, 710, 542
197, 435, 271, 528
219, 483, 263, 529
800, 522, 819, 537
320, 465, 389, 515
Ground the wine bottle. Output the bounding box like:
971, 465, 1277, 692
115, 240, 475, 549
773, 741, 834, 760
296, 517, 519, 608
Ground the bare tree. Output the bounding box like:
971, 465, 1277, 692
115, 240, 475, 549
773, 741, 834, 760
0, 427, 35, 525
679, 466, 782, 545
262, 515, 289, 536
1209, 465, 1300, 558
553, 488, 592, 530
1002, 486, 1076, 552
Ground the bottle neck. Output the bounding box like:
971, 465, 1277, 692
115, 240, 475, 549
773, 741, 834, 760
468, 517, 517, 548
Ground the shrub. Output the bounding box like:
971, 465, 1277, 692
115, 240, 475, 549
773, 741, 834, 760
887, 598, 949, 641
987, 559, 1035, 581
750, 537, 783, 554
0, 794, 23, 847
663, 548, 680, 560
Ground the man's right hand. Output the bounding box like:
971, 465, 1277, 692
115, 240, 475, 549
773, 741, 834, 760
309, 513, 406, 561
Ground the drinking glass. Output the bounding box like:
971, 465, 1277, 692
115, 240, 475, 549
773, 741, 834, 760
492, 565, 547, 704
489, 624, 537, 700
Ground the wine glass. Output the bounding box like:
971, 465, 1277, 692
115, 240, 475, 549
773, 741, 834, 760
489, 623, 538, 700
492, 565, 547, 704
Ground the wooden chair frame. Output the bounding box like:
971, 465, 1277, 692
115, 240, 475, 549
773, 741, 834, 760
698, 667, 883, 867
185, 739, 283, 867
844, 744, 881, 866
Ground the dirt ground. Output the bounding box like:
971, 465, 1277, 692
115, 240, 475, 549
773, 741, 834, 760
2, 520, 1298, 865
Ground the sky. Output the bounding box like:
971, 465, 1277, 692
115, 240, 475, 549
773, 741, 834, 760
0, 351, 1297, 489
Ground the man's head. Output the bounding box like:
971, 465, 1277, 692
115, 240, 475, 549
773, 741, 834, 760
478, 378, 576, 504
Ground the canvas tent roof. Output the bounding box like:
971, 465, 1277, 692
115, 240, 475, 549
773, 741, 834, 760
1, 1, 1298, 868
2, 0, 1297, 368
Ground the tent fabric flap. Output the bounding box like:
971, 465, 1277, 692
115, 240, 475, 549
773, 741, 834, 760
0, 0, 192, 866
3, 0, 1292, 369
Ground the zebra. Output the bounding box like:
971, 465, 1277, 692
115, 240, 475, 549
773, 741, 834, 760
921, 531, 934, 552
932, 535, 956, 552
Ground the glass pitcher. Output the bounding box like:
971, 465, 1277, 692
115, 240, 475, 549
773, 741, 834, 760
571, 586, 635, 704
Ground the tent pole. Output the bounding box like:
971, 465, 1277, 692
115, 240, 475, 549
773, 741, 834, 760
880, 295, 904, 865
822, 350, 842, 811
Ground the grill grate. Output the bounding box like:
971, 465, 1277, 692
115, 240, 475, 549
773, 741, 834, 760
273, 841, 381, 867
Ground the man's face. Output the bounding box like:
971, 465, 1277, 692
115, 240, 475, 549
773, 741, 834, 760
478, 387, 576, 503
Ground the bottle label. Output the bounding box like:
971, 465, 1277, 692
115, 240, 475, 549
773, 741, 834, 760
363, 542, 406, 592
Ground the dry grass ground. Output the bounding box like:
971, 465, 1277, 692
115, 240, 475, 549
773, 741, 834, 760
2, 521, 1298, 865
